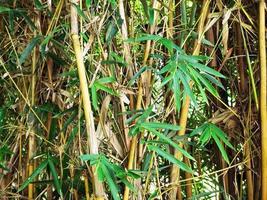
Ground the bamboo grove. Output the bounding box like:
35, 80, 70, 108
0, 0, 266, 199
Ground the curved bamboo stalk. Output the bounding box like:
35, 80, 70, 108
70, 1, 104, 199
259, 1, 267, 200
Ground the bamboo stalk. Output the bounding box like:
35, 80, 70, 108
70, 0, 104, 199
27, 25, 38, 200
83, 171, 90, 200
170, 1, 210, 199
123, 84, 143, 200
259, 1, 267, 200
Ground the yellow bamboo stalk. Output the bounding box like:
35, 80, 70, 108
170, 1, 210, 199
27, 25, 38, 199
118, 0, 135, 148
168, 0, 174, 39
84, 173, 90, 200
123, 1, 161, 198
123, 84, 143, 200
259, 1, 267, 200
70, 0, 104, 199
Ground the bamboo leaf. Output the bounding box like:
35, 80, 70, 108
143, 126, 195, 161
80, 154, 99, 162
94, 82, 116, 95
210, 124, 235, 150
148, 145, 193, 173
176, 70, 197, 105
141, 122, 180, 131
0, 6, 11, 13
18, 159, 48, 192
212, 133, 230, 164
85, 0, 91, 9
91, 84, 98, 111
193, 62, 225, 78
101, 164, 120, 200
48, 157, 62, 197
96, 76, 116, 84
19, 35, 42, 64
128, 66, 152, 86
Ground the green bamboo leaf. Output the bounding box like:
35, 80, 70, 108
34, 0, 44, 10
212, 133, 230, 164
160, 73, 175, 88
210, 124, 235, 150
138, 106, 153, 123
65, 126, 78, 150
158, 60, 176, 74
120, 177, 136, 192
141, 122, 180, 131
108, 0, 116, 7
173, 73, 181, 112
179, 54, 198, 64
126, 34, 162, 43
143, 126, 195, 161
80, 154, 99, 162
110, 52, 126, 66
125, 112, 142, 125
190, 123, 208, 137
193, 62, 225, 78
48, 157, 62, 197
97, 166, 105, 182
101, 164, 120, 200
128, 66, 152, 86
199, 129, 211, 146
18, 159, 48, 192
94, 82, 116, 95
0, 6, 11, 13
106, 20, 120, 43
176, 70, 197, 105
189, 67, 208, 104
203, 73, 225, 89
85, 0, 91, 9
148, 145, 193, 173
149, 7, 154, 25
190, 68, 219, 97
129, 126, 140, 136
191, 31, 214, 47
96, 77, 116, 84
91, 84, 98, 111
8, 10, 14, 33
73, 4, 88, 21
19, 35, 42, 64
